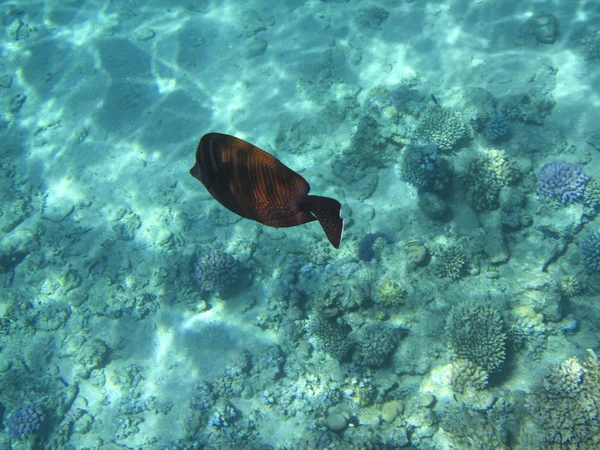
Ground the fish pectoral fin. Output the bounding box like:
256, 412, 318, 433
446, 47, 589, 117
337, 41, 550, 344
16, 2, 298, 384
303, 195, 344, 249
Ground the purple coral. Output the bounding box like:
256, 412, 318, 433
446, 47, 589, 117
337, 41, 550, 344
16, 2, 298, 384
8, 403, 44, 440
193, 249, 239, 294
537, 161, 589, 204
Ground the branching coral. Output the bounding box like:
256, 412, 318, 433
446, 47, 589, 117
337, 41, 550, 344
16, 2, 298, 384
537, 161, 589, 204
432, 244, 467, 280
447, 302, 506, 374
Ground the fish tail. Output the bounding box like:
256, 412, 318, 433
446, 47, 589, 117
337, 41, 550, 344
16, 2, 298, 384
304, 195, 344, 249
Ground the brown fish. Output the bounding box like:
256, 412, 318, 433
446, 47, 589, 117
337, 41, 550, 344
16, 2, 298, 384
190, 133, 344, 248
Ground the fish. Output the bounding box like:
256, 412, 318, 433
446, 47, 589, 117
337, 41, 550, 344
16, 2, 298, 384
190, 133, 344, 248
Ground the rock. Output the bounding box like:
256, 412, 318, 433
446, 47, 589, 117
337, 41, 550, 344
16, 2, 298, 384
418, 192, 448, 220
9, 93, 26, 113
534, 13, 559, 44
43, 195, 74, 222
483, 228, 509, 264
381, 400, 404, 423
244, 37, 267, 57
419, 393, 436, 408
134, 27, 155, 41
326, 411, 349, 431
0, 74, 12, 88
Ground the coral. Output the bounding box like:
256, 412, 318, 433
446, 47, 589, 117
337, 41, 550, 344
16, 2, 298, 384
374, 279, 406, 307
451, 359, 489, 393
583, 176, 600, 216
307, 314, 351, 361
558, 275, 582, 297
193, 249, 239, 294
411, 105, 467, 153
447, 302, 506, 373
462, 149, 516, 211
537, 161, 589, 204
580, 231, 600, 272
358, 232, 391, 262
355, 324, 399, 367
398, 143, 452, 192
529, 349, 600, 448
432, 244, 467, 280
484, 111, 509, 141
8, 403, 44, 439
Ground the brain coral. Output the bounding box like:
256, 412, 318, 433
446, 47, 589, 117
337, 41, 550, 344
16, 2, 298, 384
411, 105, 467, 154
193, 249, 239, 294
580, 230, 600, 272
537, 161, 589, 204
447, 302, 506, 374
529, 349, 600, 449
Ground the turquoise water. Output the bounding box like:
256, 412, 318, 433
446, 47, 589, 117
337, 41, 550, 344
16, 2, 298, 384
1, 0, 600, 448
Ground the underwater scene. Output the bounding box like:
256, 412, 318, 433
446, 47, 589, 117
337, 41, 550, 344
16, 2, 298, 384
2, 0, 600, 449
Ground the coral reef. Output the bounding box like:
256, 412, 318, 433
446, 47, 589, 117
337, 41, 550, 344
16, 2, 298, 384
411, 105, 467, 153
193, 249, 239, 294
354, 324, 400, 367
529, 349, 600, 448
484, 111, 509, 141
536, 161, 589, 204
432, 244, 467, 280
398, 143, 451, 192
580, 230, 600, 272
462, 149, 516, 211
447, 302, 507, 374
8, 403, 44, 440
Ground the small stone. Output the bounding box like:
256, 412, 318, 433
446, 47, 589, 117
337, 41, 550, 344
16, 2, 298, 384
134, 27, 156, 41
